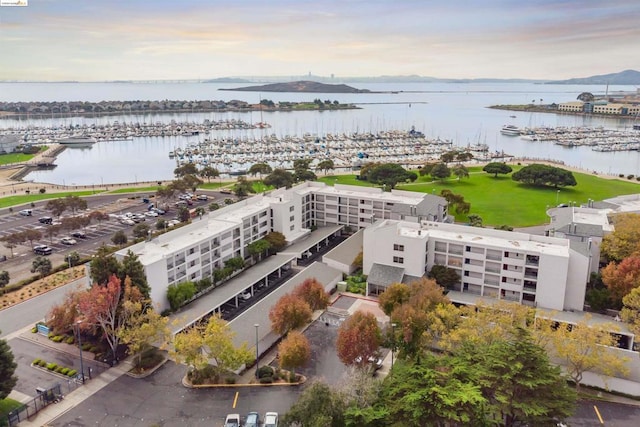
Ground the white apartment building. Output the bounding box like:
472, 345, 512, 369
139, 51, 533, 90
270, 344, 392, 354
558, 101, 585, 112
363, 220, 590, 312
116, 183, 447, 310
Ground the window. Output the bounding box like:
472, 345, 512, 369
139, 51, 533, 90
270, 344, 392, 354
393, 244, 405, 251
393, 256, 404, 264
290, 206, 295, 212
290, 225, 295, 231
289, 215, 295, 221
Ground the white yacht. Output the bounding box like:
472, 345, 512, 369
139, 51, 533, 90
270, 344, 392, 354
500, 125, 522, 136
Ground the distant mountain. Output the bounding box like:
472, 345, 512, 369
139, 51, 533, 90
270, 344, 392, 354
202, 77, 252, 83
550, 69, 640, 85
220, 80, 371, 93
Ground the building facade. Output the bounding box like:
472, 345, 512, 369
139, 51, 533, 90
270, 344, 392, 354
363, 220, 590, 312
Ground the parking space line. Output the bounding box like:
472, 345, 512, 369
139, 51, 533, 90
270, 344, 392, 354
593, 405, 604, 424
232, 391, 239, 409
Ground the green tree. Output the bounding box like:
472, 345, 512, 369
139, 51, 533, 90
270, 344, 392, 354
248, 162, 272, 176
1, 232, 23, 258
31, 256, 52, 278
468, 213, 484, 227
180, 174, 204, 192
247, 239, 271, 262
282, 381, 346, 427
118, 305, 170, 369
199, 165, 220, 182
264, 231, 287, 252
90, 245, 120, 286
233, 176, 255, 198
511, 164, 577, 187
0, 332, 18, 400
428, 264, 460, 290
0, 270, 9, 288
178, 206, 191, 222
430, 162, 451, 181
66, 251, 81, 267
119, 250, 151, 299
174, 163, 198, 178
367, 163, 416, 189
264, 168, 295, 188
483, 162, 513, 178
577, 92, 595, 102
112, 230, 128, 246
452, 164, 469, 179
208, 202, 220, 211
64, 195, 88, 214
621, 286, 640, 336
358, 162, 381, 181
132, 223, 151, 239
46, 198, 67, 218
293, 158, 317, 182
601, 213, 640, 262
316, 159, 335, 175
419, 162, 437, 176
166, 281, 196, 311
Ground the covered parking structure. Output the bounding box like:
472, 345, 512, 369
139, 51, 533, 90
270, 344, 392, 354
170, 253, 296, 334
280, 225, 344, 265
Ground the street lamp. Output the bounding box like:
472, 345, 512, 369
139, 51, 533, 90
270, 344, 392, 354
556, 189, 560, 204
75, 320, 85, 384
254, 324, 259, 379
391, 323, 397, 369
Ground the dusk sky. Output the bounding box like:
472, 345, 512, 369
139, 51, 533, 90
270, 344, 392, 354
0, 0, 638, 81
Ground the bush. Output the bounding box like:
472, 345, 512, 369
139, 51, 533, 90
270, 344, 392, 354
67, 369, 77, 377
224, 377, 237, 384
257, 365, 275, 379
46, 363, 57, 371
65, 336, 75, 345
628, 174, 635, 180
81, 343, 92, 351
55, 366, 65, 373
39, 188, 46, 194
288, 371, 297, 383
60, 367, 69, 375
38, 359, 47, 367
259, 376, 274, 384
619, 174, 625, 178
33, 358, 42, 365
31, 327, 37, 333
51, 335, 64, 343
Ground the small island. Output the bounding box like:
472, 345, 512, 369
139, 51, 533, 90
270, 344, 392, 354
220, 80, 372, 93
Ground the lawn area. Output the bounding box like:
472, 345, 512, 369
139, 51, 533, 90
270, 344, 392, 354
0, 397, 22, 418
319, 166, 640, 227
0, 190, 102, 209
0, 152, 36, 165
318, 174, 378, 187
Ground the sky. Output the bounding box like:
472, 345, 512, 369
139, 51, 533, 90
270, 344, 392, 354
0, 0, 639, 81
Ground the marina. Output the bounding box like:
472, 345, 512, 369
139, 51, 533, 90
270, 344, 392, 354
517, 126, 640, 151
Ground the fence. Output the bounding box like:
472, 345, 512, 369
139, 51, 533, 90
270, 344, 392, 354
1, 384, 62, 427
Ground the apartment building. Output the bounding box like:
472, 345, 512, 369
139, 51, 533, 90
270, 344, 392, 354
363, 220, 590, 312
558, 101, 585, 112
116, 183, 447, 310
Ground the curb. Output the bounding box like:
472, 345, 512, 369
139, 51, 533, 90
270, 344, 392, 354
125, 355, 169, 379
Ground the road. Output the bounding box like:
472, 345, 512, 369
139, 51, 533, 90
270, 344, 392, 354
569, 399, 640, 426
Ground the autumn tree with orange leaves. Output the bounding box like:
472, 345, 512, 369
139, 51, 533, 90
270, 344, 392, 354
269, 293, 312, 335
336, 310, 381, 369
601, 254, 640, 306
47, 287, 84, 335
278, 331, 311, 377
293, 278, 330, 311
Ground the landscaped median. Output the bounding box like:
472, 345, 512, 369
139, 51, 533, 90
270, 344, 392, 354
181, 365, 307, 388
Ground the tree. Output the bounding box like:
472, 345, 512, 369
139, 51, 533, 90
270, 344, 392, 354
468, 213, 484, 227
0, 332, 18, 400
278, 331, 311, 376
428, 264, 460, 290
66, 251, 81, 267
337, 366, 384, 423
118, 306, 170, 369
233, 176, 255, 198
31, 256, 52, 278
47, 288, 83, 335
170, 314, 253, 374
247, 239, 271, 262
577, 92, 595, 102
293, 158, 317, 183
264, 168, 295, 188
64, 195, 88, 214
511, 164, 577, 188
419, 162, 437, 176
483, 162, 513, 178
20, 229, 42, 249
601, 213, 640, 262
174, 163, 198, 178
208, 202, 220, 211
0, 270, 9, 288
367, 163, 416, 189
132, 223, 151, 239
452, 164, 469, 179
177, 206, 191, 222
378, 282, 411, 316
199, 165, 220, 182
336, 311, 381, 369
88, 210, 109, 229
316, 159, 335, 175
269, 293, 313, 335
540, 315, 630, 391
264, 231, 287, 252
156, 186, 177, 210
112, 230, 128, 246
430, 162, 451, 181
118, 250, 151, 299
621, 286, 640, 337
1, 232, 23, 258
46, 198, 67, 218
293, 278, 330, 311
454, 328, 577, 427
248, 162, 272, 177
282, 380, 346, 427
358, 162, 381, 181
601, 254, 640, 306
90, 245, 120, 285
181, 174, 204, 192
44, 224, 62, 244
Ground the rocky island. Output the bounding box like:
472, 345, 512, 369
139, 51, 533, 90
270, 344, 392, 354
220, 80, 371, 93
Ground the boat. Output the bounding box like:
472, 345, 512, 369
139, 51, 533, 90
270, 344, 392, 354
56, 135, 97, 146
500, 125, 522, 136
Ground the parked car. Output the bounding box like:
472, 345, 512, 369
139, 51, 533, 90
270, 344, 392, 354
240, 291, 252, 301
223, 414, 241, 427
354, 355, 384, 372
152, 207, 166, 215
245, 412, 260, 427
264, 412, 278, 427
33, 245, 53, 255
71, 230, 87, 239
145, 211, 159, 217
196, 194, 208, 201
120, 218, 135, 226
60, 237, 78, 245
19, 209, 33, 216
38, 216, 53, 224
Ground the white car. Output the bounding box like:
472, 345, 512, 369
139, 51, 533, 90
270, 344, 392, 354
145, 211, 159, 217
224, 414, 241, 427
264, 412, 278, 427
60, 237, 78, 245
240, 291, 252, 301
196, 194, 208, 201
121, 218, 135, 226
19, 209, 33, 216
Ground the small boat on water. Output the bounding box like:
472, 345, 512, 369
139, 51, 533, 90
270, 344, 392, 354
500, 125, 522, 136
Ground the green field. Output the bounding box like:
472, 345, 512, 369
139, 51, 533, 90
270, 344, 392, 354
321, 167, 640, 227
0, 397, 22, 418
0, 152, 36, 165
0, 190, 101, 209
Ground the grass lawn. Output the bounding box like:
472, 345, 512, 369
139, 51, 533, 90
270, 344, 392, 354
0, 397, 22, 417
0, 152, 36, 165
319, 166, 640, 227
318, 174, 378, 187
0, 190, 102, 209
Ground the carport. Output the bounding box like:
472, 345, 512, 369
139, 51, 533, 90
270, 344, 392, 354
170, 253, 296, 334
280, 225, 343, 264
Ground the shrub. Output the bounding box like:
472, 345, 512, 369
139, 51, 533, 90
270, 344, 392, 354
257, 365, 275, 379
81, 343, 92, 351
259, 376, 274, 384
39, 188, 46, 194
628, 174, 635, 180
55, 366, 65, 373
619, 174, 625, 178
60, 367, 69, 375
46, 363, 57, 371
31, 327, 38, 333
33, 358, 42, 365
288, 371, 297, 383
51, 335, 64, 343
67, 369, 77, 377
224, 377, 237, 384
38, 359, 47, 367
65, 336, 75, 345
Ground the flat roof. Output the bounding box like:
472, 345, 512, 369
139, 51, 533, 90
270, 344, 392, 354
230, 261, 342, 349
280, 225, 343, 257
170, 253, 295, 333
323, 228, 364, 265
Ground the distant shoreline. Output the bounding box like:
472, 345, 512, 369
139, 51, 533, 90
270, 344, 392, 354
489, 105, 639, 120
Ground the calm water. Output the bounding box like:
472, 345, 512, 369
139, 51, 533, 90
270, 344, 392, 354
1, 82, 638, 185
